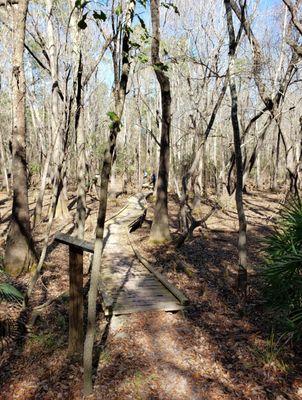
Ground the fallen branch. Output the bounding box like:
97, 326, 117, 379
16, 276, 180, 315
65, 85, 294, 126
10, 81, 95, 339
29, 290, 69, 326
176, 204, 219, 248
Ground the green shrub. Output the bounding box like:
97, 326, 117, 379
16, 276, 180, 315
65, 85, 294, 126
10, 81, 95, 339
28, 162, 41, 175
263, 197, 302, 340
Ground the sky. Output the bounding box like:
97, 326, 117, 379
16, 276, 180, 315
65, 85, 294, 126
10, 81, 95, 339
97, 0, 284, 90
260, 0, 282, 9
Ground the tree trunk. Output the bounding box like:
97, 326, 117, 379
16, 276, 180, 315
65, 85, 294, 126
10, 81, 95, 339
0, 130, 10, 194
283, 117, 301, 196
150, 0, 171, 242
46, 0, 69, 221
70, 2, 86, 239
271, 125, 281, 191
83, 1, 136, 394
33, 149, 51, 227
4, 0, 36, 276
225, 0, 248, 297
192, 141, 205, 208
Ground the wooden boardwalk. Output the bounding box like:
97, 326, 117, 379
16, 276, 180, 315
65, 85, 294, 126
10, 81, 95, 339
99, 193, 188, 316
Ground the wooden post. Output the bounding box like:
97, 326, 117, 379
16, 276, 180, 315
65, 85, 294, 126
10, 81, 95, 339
68, 245, 83, 356
53, 234, 93, 357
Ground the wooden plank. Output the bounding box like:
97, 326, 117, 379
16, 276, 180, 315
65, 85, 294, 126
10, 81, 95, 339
105, 292, 173, 301
114, 294, 175, 302
116, 287, 173, 294
109, 302, 184, 316
54, 232, 94, 253
115, 295, 178, 304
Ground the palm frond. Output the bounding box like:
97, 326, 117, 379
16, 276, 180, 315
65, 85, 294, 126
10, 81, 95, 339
262, 196, 302, 339
0, 283, 23, 303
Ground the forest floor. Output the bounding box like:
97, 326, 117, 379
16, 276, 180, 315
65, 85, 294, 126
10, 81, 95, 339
0, 187, 302, 400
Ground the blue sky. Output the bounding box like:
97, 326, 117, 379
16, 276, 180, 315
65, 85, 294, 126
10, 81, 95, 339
260, 0, 281, 8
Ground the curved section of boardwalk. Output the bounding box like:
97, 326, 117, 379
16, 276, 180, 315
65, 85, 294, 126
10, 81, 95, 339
100, 194, 187, 316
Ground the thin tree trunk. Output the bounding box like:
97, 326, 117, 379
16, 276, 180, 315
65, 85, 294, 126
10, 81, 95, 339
46, 0, 69, 220
122, 114, 129, 192
33, 149, 51, 227
271, 127, 281, 191
70, 2, 86, 239
0, 130, 10, 194
256, 151, 261, 189
138, 127, 141, 188
83, 1, 136, 394
4, 0, 36, 276
150, 0, 171, 242
225, 0, 248, 297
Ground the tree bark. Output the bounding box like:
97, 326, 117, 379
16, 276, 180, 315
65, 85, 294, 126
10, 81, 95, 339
224, 0, 248, 297
150, 0, 171, 242
4, 0, 36, 276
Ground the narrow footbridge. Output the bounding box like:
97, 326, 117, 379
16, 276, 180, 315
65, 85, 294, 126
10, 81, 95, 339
99, 193, 188, 315
55, 193, 188, 317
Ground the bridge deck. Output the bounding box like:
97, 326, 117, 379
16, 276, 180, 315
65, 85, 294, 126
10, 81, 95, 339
99, 194, 188, 316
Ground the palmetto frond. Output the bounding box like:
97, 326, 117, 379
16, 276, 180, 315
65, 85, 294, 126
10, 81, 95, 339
0, 282, 23, 303
0, 269, 24, 352
263, 197, 302, 339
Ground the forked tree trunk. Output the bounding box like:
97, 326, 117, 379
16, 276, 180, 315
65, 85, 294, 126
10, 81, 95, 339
150, 0, 171, 242
4, 0, 36, 276
225, 0, 248, 297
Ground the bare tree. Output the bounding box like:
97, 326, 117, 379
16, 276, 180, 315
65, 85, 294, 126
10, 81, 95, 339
224, 0, 247, 296
149, 0, 172, 242
69, 0, 86, 238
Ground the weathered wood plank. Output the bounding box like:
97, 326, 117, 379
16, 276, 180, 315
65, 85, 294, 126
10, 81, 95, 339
106, 292, 172, 301
108, 302, 184, 316
54, 232, 94, 253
